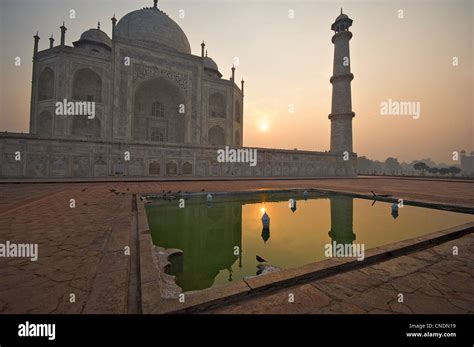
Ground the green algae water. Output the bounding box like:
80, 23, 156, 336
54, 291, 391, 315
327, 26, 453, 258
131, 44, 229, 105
145, 192, 474, 292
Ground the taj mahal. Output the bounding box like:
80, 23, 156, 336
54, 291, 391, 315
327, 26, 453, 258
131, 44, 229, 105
0, 2, 357, 179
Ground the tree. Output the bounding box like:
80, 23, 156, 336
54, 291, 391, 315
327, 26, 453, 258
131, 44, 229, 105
413, 162, 429, 175
438, 167, 450, 176
357, 156, 373, 175
385, 157, 401, 175
448, 166, 461, 177
428, 167, 439, 175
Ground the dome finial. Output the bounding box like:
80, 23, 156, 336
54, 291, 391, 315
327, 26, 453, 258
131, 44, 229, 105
97, 21, 101, 30
341, 8, 343, 14
205, 49, 208, 57
153, 0, 158, 8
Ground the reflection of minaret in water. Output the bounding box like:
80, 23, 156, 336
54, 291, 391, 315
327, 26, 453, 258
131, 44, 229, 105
328, 196, 355, 256
261, 227, 270, 243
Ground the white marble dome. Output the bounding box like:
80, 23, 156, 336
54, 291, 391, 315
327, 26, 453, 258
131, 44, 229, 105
115, 7, 191, 54
78, 29, 112, 47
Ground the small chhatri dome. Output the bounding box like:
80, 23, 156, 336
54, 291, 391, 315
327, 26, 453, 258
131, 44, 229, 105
76, 28, 112, 48
204, 56, 219, 72
335, 8, 349, 21
203, 56, 222, 77
115, 2, 191, 54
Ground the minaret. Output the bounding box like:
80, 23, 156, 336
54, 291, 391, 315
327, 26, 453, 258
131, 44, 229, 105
201, 41, 205, 59
329, 9, 355, 154
33, 32, 40, 56
30, 32, 40, 133
49, 34, 54, 49
111, 14, 117, 38
231, 65, 235, 82
60, 22, 67, 46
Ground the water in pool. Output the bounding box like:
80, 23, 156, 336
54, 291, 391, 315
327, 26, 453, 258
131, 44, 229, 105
145, 192, 473, 292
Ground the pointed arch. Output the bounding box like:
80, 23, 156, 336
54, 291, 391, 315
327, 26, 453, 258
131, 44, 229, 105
38, 67, 54, 101
37, 110, 53, 136
72, 68, 102, 102
209, 92, 226, 118
133, 77, 185, 143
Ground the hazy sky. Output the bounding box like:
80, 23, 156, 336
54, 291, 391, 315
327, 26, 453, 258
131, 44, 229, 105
0, 0, 472, 163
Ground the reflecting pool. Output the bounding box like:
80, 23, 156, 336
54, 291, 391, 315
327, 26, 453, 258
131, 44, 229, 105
145, 192, 474, 292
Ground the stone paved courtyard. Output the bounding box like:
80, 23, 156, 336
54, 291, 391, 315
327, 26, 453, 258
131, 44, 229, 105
211, 234, 474, 314
0, 178, 473, 314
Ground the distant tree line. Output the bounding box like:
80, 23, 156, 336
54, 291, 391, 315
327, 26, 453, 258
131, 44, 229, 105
357, 156, 462, 177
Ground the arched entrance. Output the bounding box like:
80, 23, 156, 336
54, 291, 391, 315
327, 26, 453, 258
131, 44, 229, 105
133, 77, 186, 143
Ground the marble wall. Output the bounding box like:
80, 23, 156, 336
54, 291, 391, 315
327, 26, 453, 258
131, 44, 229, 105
0, 134, 356, 178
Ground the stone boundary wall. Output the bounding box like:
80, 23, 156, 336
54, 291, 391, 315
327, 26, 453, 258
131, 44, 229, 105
0, 134, 356, 178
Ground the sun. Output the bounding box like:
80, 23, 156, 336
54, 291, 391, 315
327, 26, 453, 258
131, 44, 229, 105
259, 121, 269, 132
260, 207, 266, 214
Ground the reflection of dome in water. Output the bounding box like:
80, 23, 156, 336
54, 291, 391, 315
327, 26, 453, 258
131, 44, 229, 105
115, 6, 191, 54
147, 200, 243, 292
